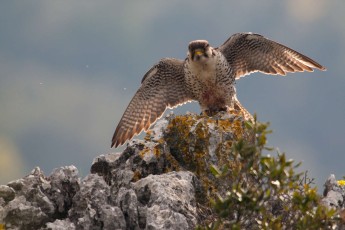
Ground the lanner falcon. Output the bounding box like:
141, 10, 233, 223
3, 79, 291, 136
111, 33, 326, 148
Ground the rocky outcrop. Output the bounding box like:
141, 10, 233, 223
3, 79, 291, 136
322, 175, 345, 209
0, 111, 249, 229
0, 111, 343, 229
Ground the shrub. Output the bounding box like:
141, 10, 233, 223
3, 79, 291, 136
198, 117, 338, 229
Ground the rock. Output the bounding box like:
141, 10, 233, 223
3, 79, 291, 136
48, 166, 80, 216
0, 111, 261, 229
115, 188, 139, 229
44, 219, 76, 230
133, 172, 198, 229
1, 168, 54, 229
4, 195, 50, 229
99, 205, 126, 230
68, 174, 113, 229
322, 174, 345, 209
0, 185, 15, 203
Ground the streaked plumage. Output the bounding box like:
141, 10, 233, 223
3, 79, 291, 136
111, 33, 326, 148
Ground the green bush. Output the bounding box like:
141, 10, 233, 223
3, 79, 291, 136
198, 117, 338, 229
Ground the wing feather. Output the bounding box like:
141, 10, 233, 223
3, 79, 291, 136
218, 33, 326, 79
111, 58, 192, 148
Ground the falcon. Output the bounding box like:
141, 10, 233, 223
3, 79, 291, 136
111, 33, 326, 148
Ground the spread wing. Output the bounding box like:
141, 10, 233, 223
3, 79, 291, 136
218, 33, 326, 79
111, 58, 193, 148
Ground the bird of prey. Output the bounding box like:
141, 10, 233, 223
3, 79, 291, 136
111, 33, 326, 148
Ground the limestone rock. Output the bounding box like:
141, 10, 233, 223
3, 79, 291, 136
44, 219, 76, 230
0, 185, 15, 203
322, 174, 345, 209
133, 172, 198, 229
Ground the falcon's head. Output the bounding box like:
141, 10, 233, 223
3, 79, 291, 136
188, 40, 214, 62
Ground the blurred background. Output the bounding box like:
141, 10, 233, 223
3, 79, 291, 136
1, 1, 344, 190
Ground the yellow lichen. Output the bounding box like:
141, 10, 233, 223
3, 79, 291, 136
217, 119, 233, 131
195, 121, 209, 140
139, 148, 149, 158
164, 152, 181, 172
153, 146, 161, 157
132, 170, 142, 182
144, 131, 152, 141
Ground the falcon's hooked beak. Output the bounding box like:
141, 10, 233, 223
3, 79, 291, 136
194, 49, 204, 57
192, 48, 205, 61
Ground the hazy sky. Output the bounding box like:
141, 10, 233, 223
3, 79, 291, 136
1, 1, 344, 189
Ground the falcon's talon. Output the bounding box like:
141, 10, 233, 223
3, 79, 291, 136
203, 107, 228, 117
111, 32, 326, 148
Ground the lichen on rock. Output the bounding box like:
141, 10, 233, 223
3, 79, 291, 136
0, 111, 341, 229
